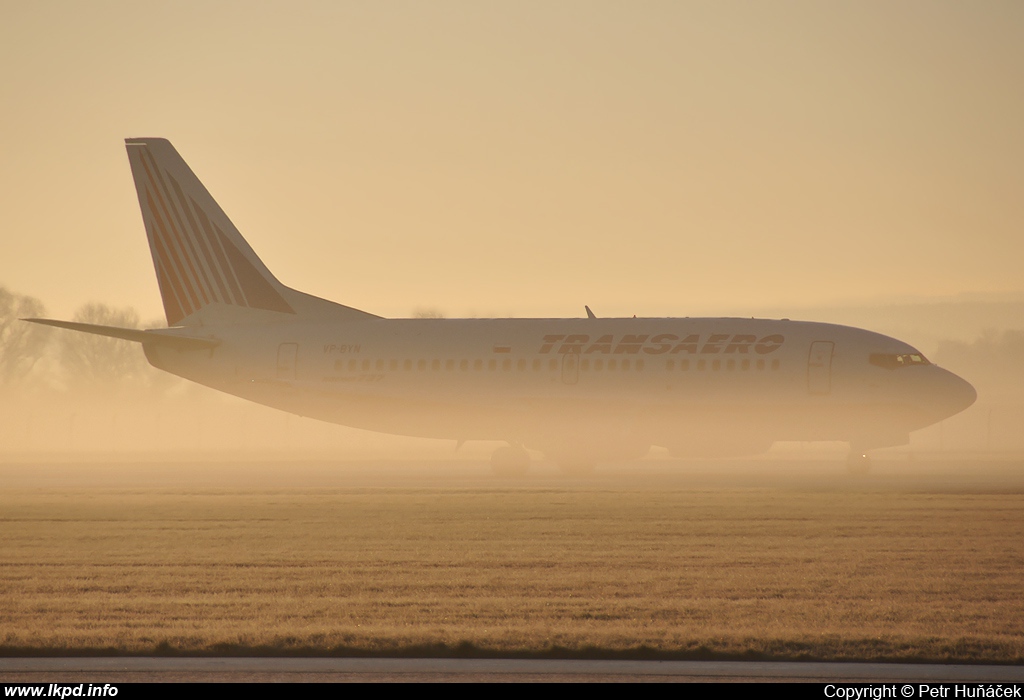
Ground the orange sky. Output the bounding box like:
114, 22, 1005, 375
2, 1, 1022, 322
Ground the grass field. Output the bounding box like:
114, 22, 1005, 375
1, 456, 1023, 662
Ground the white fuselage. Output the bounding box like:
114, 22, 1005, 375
144, 316, 976, 461
32, 139, 977, 467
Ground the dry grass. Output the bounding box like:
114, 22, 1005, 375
1, 459, 1023, 661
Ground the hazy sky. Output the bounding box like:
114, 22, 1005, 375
2, 1, 1022, 322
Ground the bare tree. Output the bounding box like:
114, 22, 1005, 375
59, 303, 147, 390
0, 286, 50, 384
412, 308, 446, 319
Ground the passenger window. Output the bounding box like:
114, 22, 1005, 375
581, 359, 589, 371
533, 359, 541, 371
432, 359, 440, 371
418, 359, 426, 371
488, 359, 497, 371
502, 359, 511, 371
460, 359, 468, 371
404, 359, 412, 371
636, 359, 644, 370
666, 359, 675, 371
389, 359, 397, 371
517, 359, 526, 371
362, 359, 370, 371
474, 359, 483, 371
376, 359, 384, 371
349, 359, 357, 371
608, 359, 617, 371
680, 359, 689, 371
446, 359, 455, 371
697, 359, 706, 371
771, 359, 780, 370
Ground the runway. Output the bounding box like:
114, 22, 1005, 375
3, 658, 1024, 683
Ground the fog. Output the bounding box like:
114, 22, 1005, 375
2, 2, 1022, 464
1, 285, 1021, 463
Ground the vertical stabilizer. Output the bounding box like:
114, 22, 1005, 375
125, 138, 377, 326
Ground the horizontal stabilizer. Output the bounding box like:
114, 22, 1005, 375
22, 318, 220, 350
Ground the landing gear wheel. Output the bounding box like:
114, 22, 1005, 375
491, 445, 530, 477
846, 451, 872, 475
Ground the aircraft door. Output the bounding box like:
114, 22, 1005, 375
561, 350, 580, 385
807, 341, 834, 395
277, 343, 298, 380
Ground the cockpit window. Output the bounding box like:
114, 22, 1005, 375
869, 353, 930, 370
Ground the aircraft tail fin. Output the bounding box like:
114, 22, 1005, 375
124, 138, 378, 326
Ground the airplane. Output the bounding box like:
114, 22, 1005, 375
26, 138, 977, 474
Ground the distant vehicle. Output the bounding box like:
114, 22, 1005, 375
28, 138, 976, 473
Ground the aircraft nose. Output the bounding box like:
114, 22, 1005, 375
933, 367, 977, 418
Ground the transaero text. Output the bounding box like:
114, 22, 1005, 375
539, 333, 785, 355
